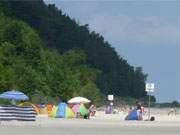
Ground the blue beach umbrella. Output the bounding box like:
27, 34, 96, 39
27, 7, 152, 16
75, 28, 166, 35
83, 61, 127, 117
0, 90, 29, 101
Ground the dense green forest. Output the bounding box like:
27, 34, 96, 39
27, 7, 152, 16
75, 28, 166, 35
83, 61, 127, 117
0, 15, 101, 103
0, 0, 154, 104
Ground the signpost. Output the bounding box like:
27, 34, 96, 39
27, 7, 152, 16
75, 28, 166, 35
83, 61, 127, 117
146, 83, 154, 120
108, 95, 114, 101
108, 95, 114, 113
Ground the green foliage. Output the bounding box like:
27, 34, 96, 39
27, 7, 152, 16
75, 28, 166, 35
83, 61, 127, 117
171, 101, 180, 107
0, 15, 101, 104
78, 82, 102, 104
0, 0, 152, 103
0, 99, 11, 105
155, 101, 180, 108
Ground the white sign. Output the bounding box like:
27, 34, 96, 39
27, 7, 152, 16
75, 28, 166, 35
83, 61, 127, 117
146, 83, 154, 92
108, 95, 114, 101
110, 102, 113, 106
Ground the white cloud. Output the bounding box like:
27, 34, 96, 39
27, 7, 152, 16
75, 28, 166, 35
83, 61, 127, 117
45, 0, 180, 46
87, 13, 180, 46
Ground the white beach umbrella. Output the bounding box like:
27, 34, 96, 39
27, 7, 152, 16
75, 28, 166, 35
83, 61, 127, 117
68, 97, 91, 104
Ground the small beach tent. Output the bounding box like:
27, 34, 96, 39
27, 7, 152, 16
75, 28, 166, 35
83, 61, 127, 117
56, 102, 66, 118
46, 103, 53, 115
66, 106, 75, 118
125, 109, 138, 120
50, 105, 58, 117
18, 102, 40, 114
79, 104, 88, 116
72, 104, 88, 116
72, 104, 80, 113
38, 106, 48, 114
50, 103, 75, 118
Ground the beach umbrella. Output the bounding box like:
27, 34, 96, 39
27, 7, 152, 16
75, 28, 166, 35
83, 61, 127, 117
72, 104, 88, 116
0, 90, 29, 101
68, 97, 91, 104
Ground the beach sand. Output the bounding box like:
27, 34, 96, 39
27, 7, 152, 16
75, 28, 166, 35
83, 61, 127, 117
0, 108, 179, 135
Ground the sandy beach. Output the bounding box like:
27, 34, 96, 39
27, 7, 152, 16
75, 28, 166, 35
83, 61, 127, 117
0, 108, 179, 135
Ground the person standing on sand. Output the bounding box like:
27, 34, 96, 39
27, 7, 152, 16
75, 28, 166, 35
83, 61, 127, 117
135, 101, 143, 120
136, 101, 141, 110
168, 108, 177, 116
89, 103, 96, 117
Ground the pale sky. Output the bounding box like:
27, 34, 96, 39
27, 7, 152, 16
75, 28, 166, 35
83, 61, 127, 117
44, 0, 180, 102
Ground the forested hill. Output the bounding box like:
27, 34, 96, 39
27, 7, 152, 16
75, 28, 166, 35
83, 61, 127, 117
0, 0, 149, 101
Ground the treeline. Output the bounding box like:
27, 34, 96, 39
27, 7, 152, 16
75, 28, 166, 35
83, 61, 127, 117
0, 0, 151, 102
0, 15, 101, 103
155, 101, 180, 108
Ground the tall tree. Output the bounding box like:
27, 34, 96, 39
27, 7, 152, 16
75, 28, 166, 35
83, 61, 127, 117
0, 0, 152, 101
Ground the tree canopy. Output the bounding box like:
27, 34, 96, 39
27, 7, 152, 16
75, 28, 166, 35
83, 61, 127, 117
0, 15, 101, 104
0, 0, 153, 103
